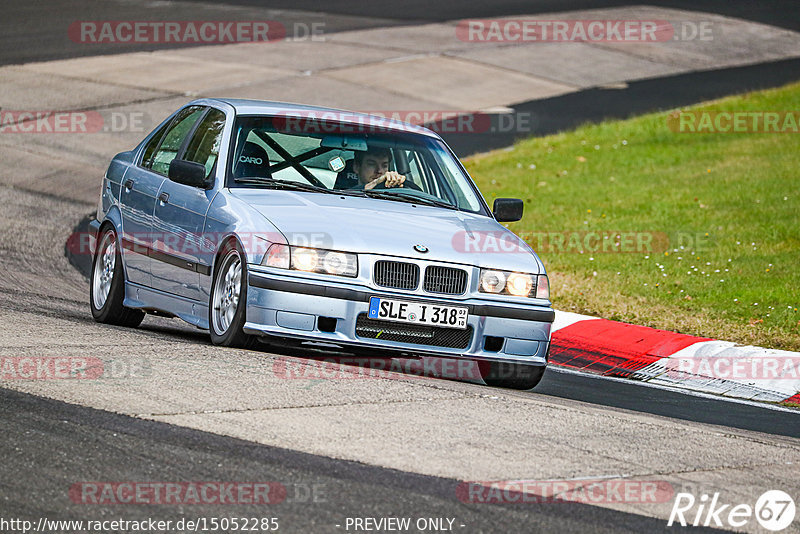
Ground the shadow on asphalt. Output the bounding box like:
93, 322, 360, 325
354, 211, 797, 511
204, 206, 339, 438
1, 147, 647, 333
0, 386, 723, 533
436, 58, 800, 157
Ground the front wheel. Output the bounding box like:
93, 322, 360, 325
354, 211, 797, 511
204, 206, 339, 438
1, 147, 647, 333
90, 226, 145, 327
480, 362, 546, 390
209, 241, 256, 348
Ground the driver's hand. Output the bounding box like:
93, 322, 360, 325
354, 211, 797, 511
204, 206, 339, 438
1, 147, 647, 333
365, 171, 405, 190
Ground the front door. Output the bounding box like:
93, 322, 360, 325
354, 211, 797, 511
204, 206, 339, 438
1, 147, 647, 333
150, 108, 226, 301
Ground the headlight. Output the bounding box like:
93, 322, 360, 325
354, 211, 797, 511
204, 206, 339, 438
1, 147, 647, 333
507, 272, 533, 296
264, 243, 290, 269
480, 270, 506, 293
292, 247, 318, 271
322, 251, 351, 275
262, 244, 357, 277
480, 269, 547, 299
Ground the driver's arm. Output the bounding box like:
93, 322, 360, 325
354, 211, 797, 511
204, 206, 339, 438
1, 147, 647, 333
365, 171, 406, 190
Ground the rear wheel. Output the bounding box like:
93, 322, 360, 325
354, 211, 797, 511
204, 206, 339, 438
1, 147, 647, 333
209, 241, 256, 348
90, 226, 145, 327
480, 362, 546, 390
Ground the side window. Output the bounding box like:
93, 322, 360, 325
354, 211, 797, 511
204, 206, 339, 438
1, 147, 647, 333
183, 109, 226, 180
140, 121, 170, 169
149, 106, 205, 176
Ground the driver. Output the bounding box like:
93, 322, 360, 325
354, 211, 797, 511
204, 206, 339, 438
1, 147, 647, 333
351, 147, 406, 190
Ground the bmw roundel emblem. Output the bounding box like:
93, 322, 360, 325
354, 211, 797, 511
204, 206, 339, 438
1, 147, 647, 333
414, 244, 429, 253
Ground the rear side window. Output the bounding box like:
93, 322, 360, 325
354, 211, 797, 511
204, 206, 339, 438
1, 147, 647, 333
149, 106, 205, 176
183, 109, 226, 179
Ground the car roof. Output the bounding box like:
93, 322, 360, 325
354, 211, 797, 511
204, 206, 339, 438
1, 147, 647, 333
195, 98, 443, 139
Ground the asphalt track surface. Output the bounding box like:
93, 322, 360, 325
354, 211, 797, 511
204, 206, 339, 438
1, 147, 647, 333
3, 0, 799, 66
2, 387, 726, 534
2, 1, 800, 532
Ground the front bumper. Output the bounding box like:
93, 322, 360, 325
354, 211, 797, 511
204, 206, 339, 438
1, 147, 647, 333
244, 269, 553, 365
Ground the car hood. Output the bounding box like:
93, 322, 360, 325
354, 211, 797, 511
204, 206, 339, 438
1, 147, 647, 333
230, 189, 543, 273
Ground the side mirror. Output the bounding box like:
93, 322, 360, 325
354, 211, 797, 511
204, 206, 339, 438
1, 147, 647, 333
493, 198, 524, 222
168, 159, 209, 188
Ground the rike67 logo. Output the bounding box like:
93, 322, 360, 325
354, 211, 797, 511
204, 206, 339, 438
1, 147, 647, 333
668, 490, 796, 531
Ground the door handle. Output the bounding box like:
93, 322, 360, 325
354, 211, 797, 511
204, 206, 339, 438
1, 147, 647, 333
158, 192, 170, 204
123, 179, 134, 191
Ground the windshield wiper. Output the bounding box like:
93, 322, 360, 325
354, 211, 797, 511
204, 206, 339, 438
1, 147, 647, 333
357, 189, 459, 210
234, 177, 332, 194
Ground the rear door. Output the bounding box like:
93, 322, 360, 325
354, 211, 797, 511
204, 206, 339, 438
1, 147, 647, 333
120, 105, 206, 288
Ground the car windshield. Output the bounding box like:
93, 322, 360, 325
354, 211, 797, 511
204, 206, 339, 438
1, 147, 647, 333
228, 115, 487, 214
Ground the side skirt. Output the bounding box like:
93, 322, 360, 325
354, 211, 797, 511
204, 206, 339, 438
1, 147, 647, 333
124, 281, 209, 330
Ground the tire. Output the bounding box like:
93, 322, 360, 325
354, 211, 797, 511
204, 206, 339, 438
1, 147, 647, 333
480, 362, 546, 390
209, 240, 256, 348
90, 225, 145, 327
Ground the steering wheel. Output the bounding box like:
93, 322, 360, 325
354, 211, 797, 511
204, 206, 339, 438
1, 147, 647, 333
373, 177, 423, 192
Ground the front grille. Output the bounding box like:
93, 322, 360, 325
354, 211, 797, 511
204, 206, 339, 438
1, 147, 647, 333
423, 265, 468, 295
355, 314, 472, 349
374, 260, 419, 290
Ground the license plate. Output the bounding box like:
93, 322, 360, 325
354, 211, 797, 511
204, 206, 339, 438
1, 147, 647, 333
368, 297, 468, 329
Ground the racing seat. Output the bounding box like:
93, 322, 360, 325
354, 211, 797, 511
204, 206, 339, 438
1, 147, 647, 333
234, 141, 271, 179
333, 159, 359, 189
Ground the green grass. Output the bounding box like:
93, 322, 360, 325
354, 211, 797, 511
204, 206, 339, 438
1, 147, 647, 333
465, 82, 800, 351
